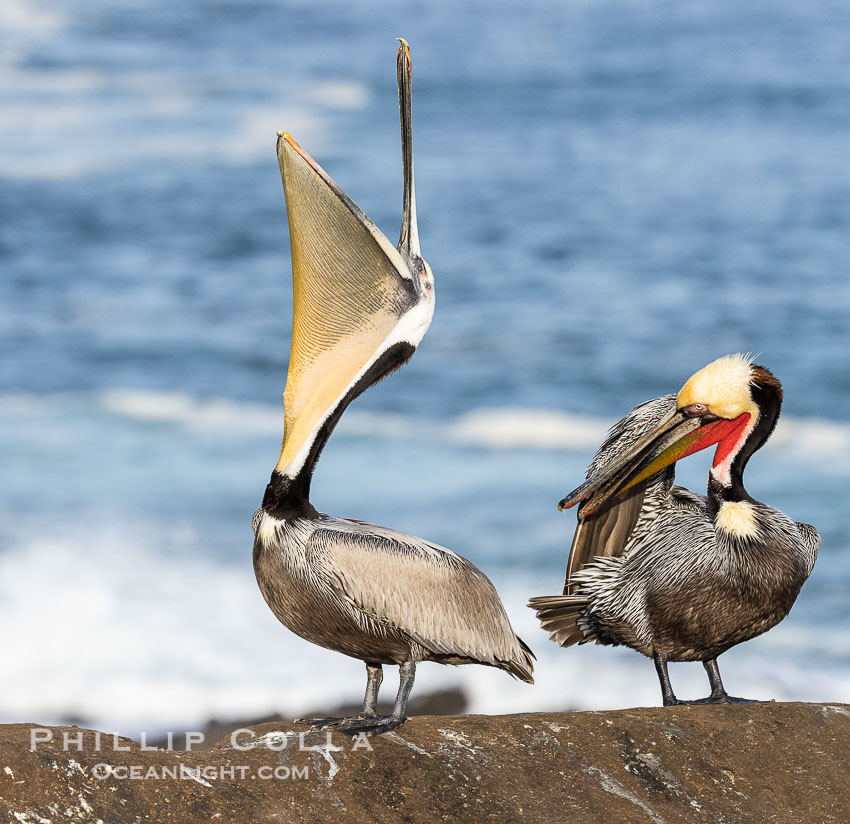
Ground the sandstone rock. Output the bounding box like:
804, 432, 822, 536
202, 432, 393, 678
1, 703, 849, 823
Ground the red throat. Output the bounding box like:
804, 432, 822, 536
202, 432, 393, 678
667, 412, 752, 465
711, 413, 752, 467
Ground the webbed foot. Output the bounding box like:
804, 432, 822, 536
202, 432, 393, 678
325, 715, 407, 737
295, 714, 406, 735
686, 695, 759, 705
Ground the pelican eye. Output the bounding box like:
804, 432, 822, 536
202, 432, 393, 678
682, 403, 710, 418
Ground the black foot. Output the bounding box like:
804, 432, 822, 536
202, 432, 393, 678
296, 715, 406, 736
329, 715, 407, 737
688, 695, 759, 705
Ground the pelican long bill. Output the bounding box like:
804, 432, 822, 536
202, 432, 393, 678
559, 408, 751, 518
396, 37, 419, 260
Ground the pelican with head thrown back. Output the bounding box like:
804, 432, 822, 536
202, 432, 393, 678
253, 40, 533, 736
529, 354, 818, 706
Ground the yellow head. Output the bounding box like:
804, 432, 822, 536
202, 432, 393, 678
676, 353, 758, 420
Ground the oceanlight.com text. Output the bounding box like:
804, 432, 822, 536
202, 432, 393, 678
90, 764, 309, 781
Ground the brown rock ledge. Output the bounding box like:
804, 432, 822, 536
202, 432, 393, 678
1, 703, 849, 823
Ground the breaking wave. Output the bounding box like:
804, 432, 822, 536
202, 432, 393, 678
95, 389, 850, 462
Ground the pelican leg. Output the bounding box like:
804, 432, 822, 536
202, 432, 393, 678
691, 659, 757, 704
363, 662, 383, 717
297, 662, 415, 736
653, 652, 680, 706
296, 662, 385, 728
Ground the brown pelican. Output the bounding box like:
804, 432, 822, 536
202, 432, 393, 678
252, 40, 533, 736
529, 354, 819, 706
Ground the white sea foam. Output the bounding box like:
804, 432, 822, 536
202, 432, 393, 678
0, 393, 53, 416
0, 18, 368, 181
0, 0, 63, 36
225, 104, 324, 166
0, 521, 353, 733
99, 390, 282, 433
311, 80, 371, 110
770, 417, 850, 463
0, 84, 324, 180
448, 407, 607, 451
93, 389, 850, 464
3, 389, 848, 467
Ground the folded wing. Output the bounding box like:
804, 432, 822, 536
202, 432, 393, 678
563, 395, 678, 590
312, 518, 534, 681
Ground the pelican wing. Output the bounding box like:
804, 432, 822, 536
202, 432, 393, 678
795, 522, 820, 575
311, 518, 534, 681
563, 395, 678, 592
563, 481, 647, 593
585, 395, 678, 476
275, 134, 433, 478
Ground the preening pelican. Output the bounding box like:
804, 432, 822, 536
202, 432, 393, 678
253, 41, 533, 736
530, 354, 819, 706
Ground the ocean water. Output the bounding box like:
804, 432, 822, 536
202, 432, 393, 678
2, 0, 849, 735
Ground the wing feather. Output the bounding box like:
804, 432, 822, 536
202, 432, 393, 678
562, 395, 678, 592
586, 395, 678, 477
563, 481, 647, 593
795, 522, 820, 575
310, 518, 533, 679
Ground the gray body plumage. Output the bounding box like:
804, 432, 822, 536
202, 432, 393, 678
534, 394, 819, 663
253, 509, 533, 678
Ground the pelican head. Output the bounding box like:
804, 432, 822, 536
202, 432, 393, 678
676, 353, 760, 420
560, 354, 784, 516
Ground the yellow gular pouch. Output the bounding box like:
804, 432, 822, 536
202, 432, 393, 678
676, 353, 758, 420
716, 501, 759, 539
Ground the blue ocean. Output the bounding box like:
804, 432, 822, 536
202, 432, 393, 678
2, 0, 849, 735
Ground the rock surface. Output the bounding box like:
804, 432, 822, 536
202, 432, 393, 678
1, 703, 849, 823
